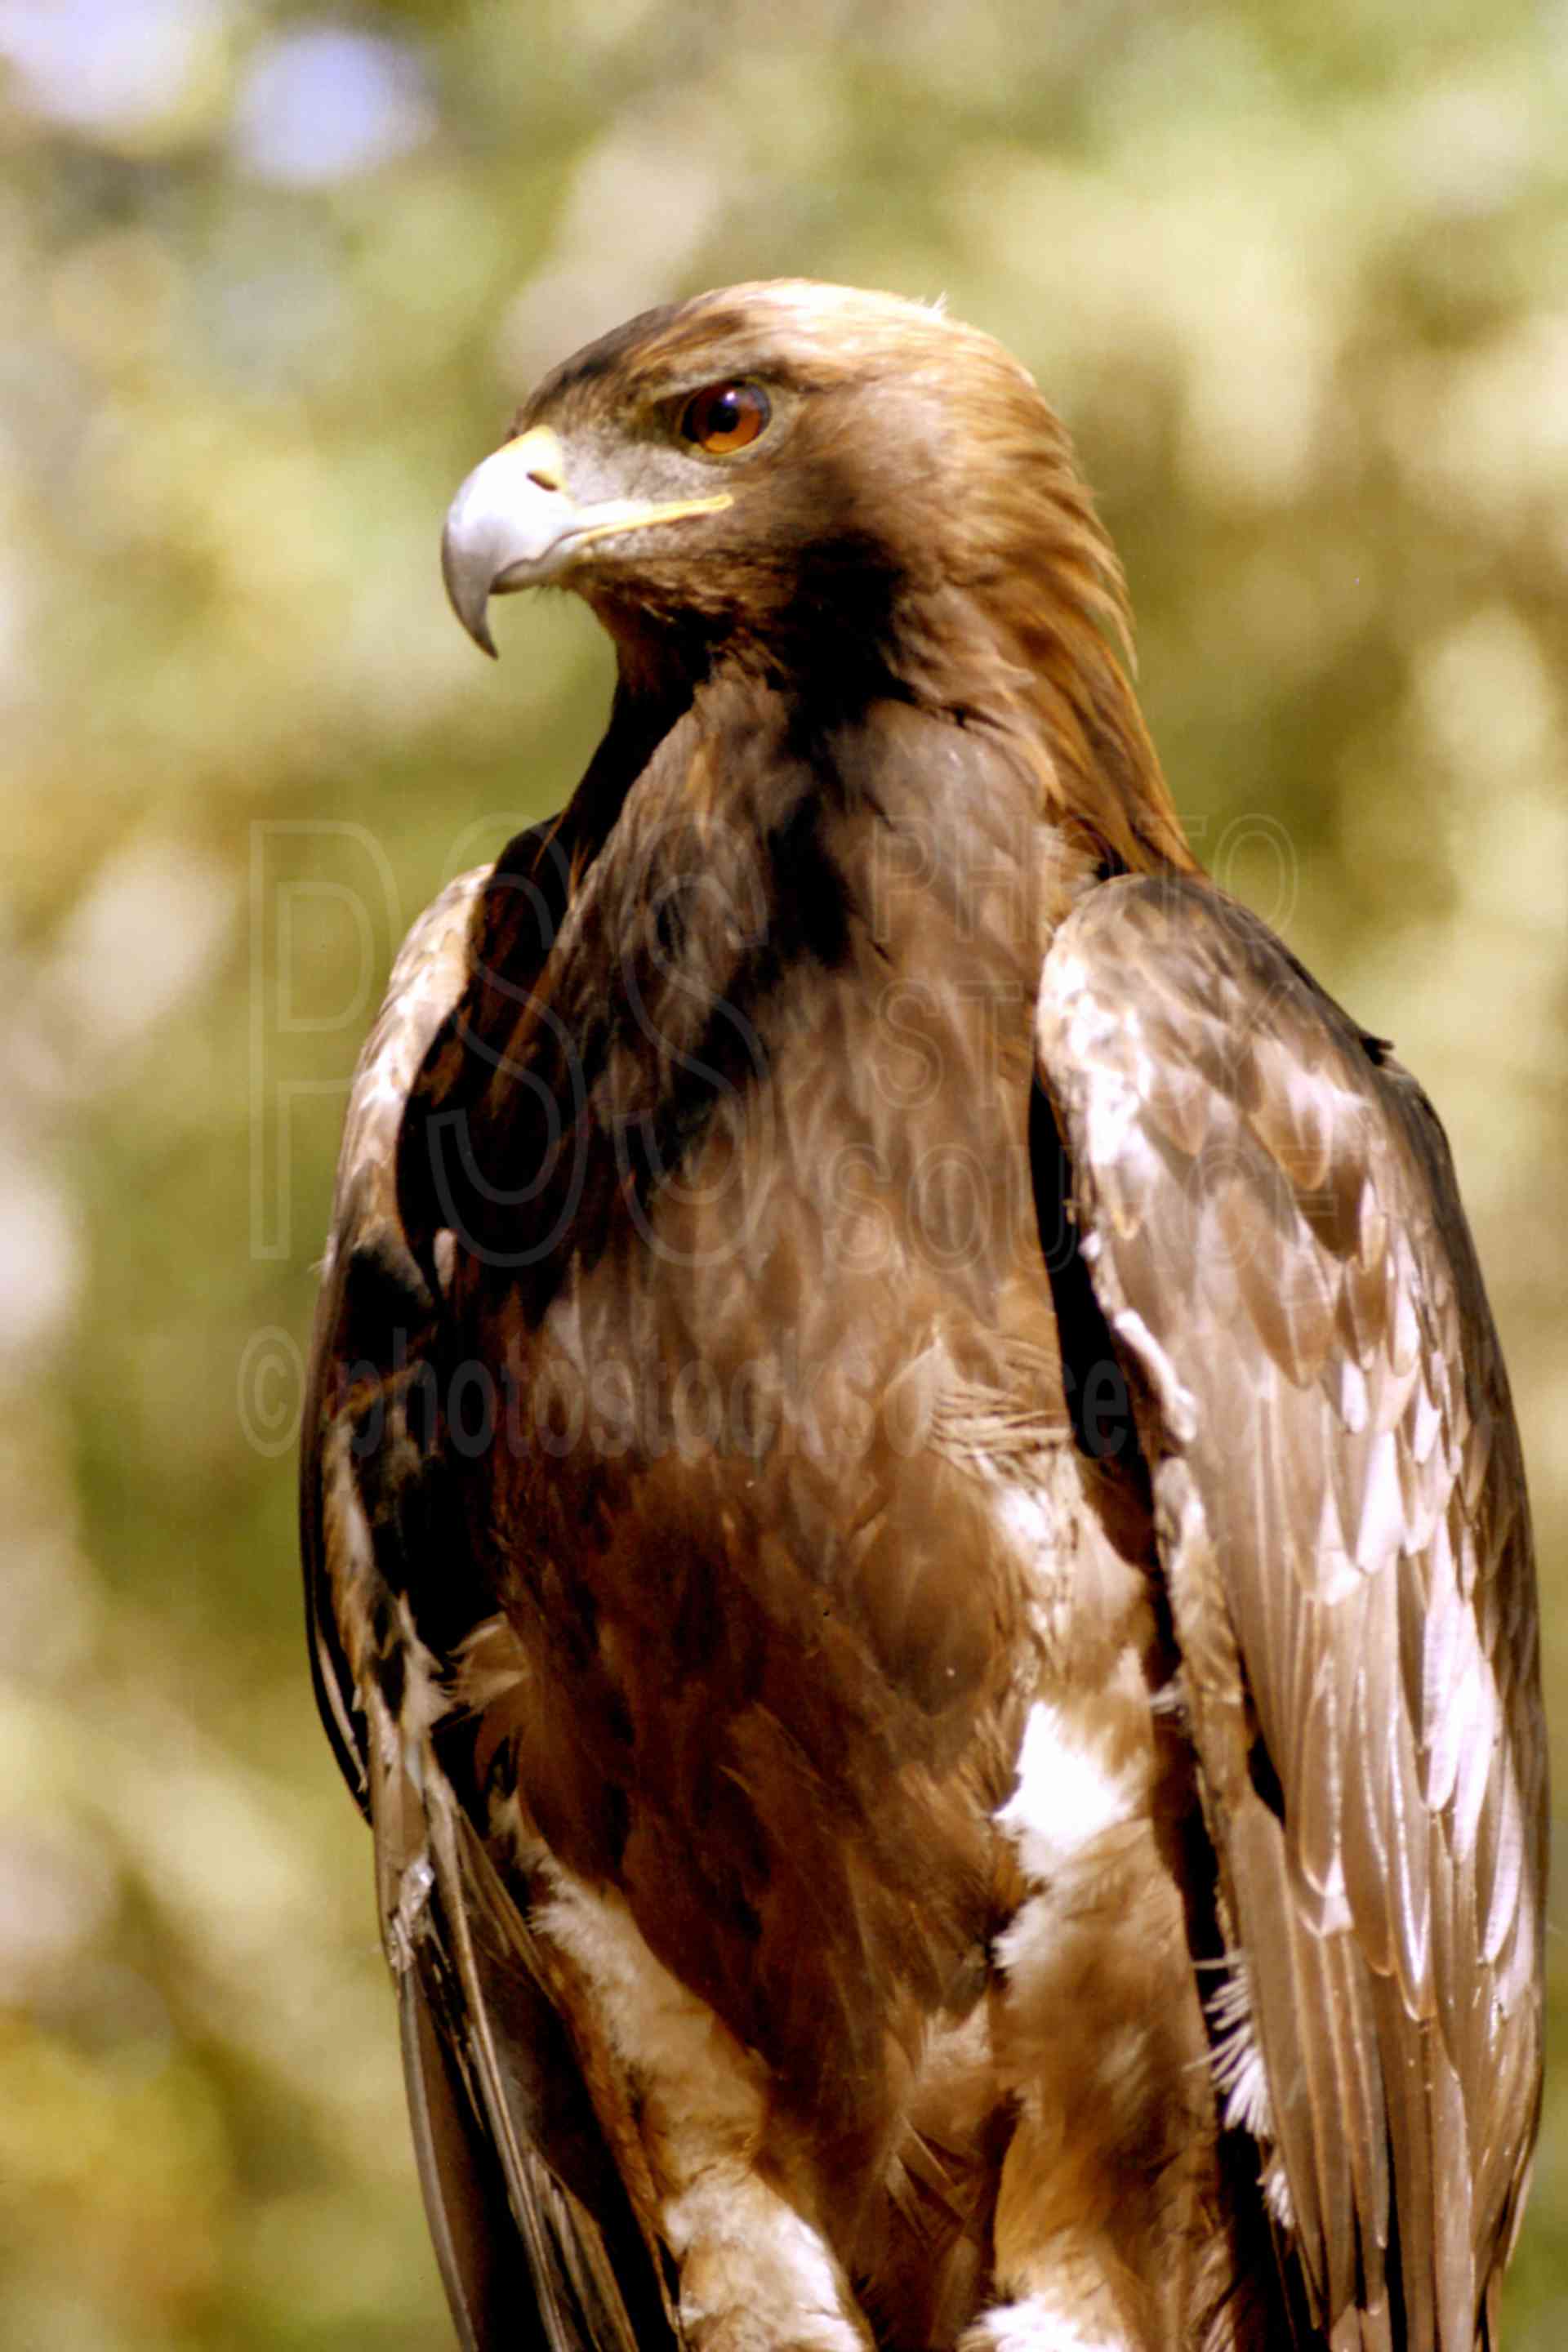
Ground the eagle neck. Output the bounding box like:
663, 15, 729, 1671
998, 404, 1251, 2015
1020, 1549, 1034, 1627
564, 667, 701, 858
876, 577, 1197, 883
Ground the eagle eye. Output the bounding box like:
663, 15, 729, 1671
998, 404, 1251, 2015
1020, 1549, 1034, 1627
678, 381, 771, 455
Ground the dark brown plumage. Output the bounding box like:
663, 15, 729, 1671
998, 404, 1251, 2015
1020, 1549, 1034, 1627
301, 281, 1544, 2352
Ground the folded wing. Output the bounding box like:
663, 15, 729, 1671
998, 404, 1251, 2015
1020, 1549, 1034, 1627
1035, 874, 1545, 2351
300, 855, 674, 2352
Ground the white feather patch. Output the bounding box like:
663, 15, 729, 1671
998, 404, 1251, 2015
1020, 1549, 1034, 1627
1205, 1952, 1272, 2140
1204, 1953, 1298, 2235
1105, 1304, 1198, 1446
995, 1699, 1140, 1883
965, 2288, 1129, 2350
1263, 2152, 1296, 2233
535, 1865, 868, 2349
992, 1481, 1059, 1586
991, 1701, 1143, 2003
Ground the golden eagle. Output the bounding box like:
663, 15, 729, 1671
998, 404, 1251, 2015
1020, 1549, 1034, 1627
301, 282, 1544, 2352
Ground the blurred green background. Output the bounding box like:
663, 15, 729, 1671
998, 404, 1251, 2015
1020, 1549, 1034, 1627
1, 2, 1563, 2345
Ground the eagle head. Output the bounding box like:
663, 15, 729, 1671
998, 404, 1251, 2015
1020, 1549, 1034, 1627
441, 278, 1188, 872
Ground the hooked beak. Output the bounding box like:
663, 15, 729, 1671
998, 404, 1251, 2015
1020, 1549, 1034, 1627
440, 425, 733, 657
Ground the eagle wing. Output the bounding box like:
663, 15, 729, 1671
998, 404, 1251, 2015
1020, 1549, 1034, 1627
1034, 873, 1545, 2352
301, 853, 674, 2352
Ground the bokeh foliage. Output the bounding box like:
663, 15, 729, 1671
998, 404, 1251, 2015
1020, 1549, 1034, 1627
2, 2, 1564, 2345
